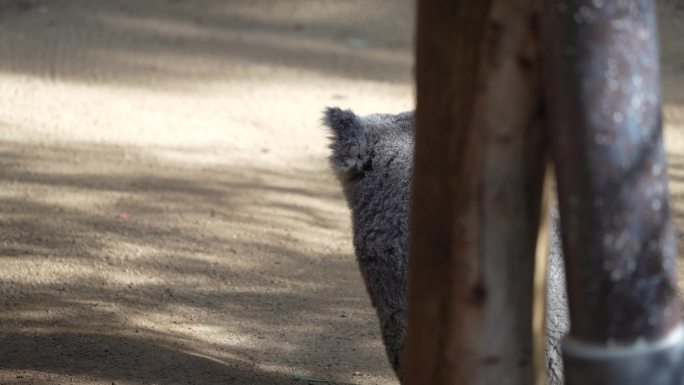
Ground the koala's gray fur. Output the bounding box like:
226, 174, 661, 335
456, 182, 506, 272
547, 208, 569, 385
324, 107, 569, 384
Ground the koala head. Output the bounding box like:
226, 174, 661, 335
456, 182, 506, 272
323, 107, 415, 201
323, 107, 415, 380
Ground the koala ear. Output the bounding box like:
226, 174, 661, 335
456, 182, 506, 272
323, 107, 371, 176
324, 107, 360, 140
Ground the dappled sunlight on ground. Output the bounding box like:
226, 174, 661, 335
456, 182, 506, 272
0, 140, 395, 384
0, 1, 413, 383
0, 0, 683, 384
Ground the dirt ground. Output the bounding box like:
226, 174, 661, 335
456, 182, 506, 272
0, 1, 683, 385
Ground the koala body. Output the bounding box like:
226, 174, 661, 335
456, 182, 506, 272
324, 107, 569, 384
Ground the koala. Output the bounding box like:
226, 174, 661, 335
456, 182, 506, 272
324, 107, 569, 384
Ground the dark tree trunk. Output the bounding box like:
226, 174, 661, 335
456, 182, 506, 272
542, 0, 684, 384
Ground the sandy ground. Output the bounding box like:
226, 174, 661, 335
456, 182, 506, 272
0, 1, 683, 384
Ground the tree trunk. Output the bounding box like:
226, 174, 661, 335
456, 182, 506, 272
405, 1, 546, 384
542, 0, 684, 384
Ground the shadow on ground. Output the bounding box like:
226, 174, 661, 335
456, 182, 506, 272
0, 0, 414, 87
0, 332, 291, 385
1, 1, 684, 385
0, 140, 393, 384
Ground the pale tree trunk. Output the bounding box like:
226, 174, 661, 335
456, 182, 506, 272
405, 1, 547, 384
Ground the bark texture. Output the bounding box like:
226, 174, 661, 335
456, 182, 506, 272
406, 1, 546, 384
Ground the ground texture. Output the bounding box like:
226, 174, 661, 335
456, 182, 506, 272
0, 1, 684, 384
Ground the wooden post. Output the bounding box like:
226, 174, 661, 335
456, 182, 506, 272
405, 1, 546, 384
